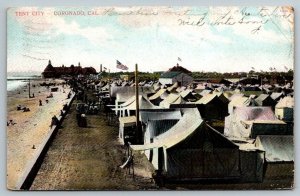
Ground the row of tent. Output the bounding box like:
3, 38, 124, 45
95, 79, 293, 95
110, 84, 294, 123
118, 107, 293, 182
100, 80, 294, 183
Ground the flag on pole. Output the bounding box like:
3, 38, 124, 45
116, 60, 123, 69
116, 60, 128, 70
284, 66, 288, 71
103, 67, 107, 70
178, 57, 182, 61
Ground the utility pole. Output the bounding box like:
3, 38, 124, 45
28, 79, 31, 98
108, 68, 111, 98
135, 64, 141, 144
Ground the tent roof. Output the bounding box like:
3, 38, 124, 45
213, 92, 229, 103
271, 92, 284, 100
255, 94, 273, 106
242, 120, 286, 125
229, 96, 250, 107
119, 116, 136, 126
276, 96, 294, 108
228, 93, 244, 101
131, 108, 238, 151
111, 86, 154, 98
199, 89, 212, 96
233, 106, 277, 121
256, 135, 294, 162
195, 83, 206, 90
194, 94, 220, 104
159, 93, 185, 108
180, 89, 193, 98
149, 88, 168, 100
119, 95, 161, 110
140, 110, 182, 123
167, 82, 179, 92
119, 95, 135, 107
131, 108, 203, 150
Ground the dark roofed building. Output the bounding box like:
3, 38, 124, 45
159, 64, 193, 86
168, 63, 192, 74
42, 60, 97, 78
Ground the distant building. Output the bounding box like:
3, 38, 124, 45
42, 60, 97, 78
159, 63, 193, 86
120, 74, 129, 81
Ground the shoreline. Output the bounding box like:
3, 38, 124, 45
6, 78, 73, 190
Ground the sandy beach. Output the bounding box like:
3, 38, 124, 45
7, 78, 72, 190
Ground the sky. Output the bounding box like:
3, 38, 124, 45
7, 6, 294, 73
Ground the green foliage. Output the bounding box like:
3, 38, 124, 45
99, 69, 294, 82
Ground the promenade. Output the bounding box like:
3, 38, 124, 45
30, 91, 157, 190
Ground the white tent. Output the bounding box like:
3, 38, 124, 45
224, 106, 286, 139
115, 95, 161, 117
131, 108, 241, 180
159, 93, 186, 108
275, 96, 294, 121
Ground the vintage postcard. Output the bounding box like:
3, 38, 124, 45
7, 6, 294, 190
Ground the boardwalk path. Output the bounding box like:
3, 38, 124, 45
30, 94, 157, 190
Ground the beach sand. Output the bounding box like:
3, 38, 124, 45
6, 79, 72, 190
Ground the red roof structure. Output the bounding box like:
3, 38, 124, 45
167, 63, 192, 74
42, 60, 97, 78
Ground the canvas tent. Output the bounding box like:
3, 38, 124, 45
270, 92, 285, 102
119, 116, 136, 145
140, 109, 182, 160
238, 143, 265, 182
194, 94, 228, 120
159, 93, 186, 108
131, 108, 241, 181
255, 94, 277, 109
148, 88, 169, 106
115, 95, 161, 117
140, 109, 182, 123
275, 96, 294, 121
153, 81, 161, 91
224, 107, 288, 139
180, 89, 197, 102
228, 96, 258, 114
255, 135, 294, 180
212, 92, 230, 104
110, 86, 155, 98
167, 82, 179, 92
114, 94, 136, 116
199, 89, 212, 96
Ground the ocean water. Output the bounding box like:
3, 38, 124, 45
7, 80, 28, 91
7, 75, 41, 92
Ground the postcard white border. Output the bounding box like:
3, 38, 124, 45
1, 0, 299, 195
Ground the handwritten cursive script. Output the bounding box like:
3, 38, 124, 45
177, 7, 293, 34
